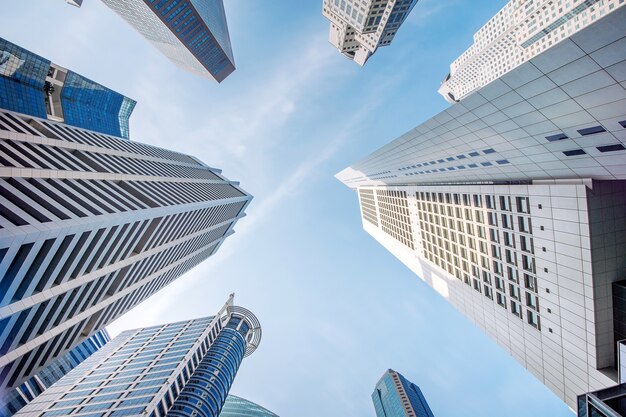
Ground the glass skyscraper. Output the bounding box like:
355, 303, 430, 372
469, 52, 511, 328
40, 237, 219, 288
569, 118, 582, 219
372, 369, 434, 417
0, 103, 251, 394
0, 38, 136, 139
97, 0, 236, 82
12, 295, 261, 417
0, 330, 110, 417
219, 395, 278, 417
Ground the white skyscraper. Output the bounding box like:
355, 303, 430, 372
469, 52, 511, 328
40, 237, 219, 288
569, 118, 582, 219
337, 6, 626, 411
438, 0, 626, 103
322, 0, 419, 66
0, 107, 251, 395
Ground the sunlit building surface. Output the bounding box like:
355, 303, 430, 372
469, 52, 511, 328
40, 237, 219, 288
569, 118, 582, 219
322, 0, 419, 66
0, 106, 252, 395
12, 296, 261, 417
219, 395, 278, 417
438, 0, 626, 103
372, 369, 434, 417
0, 330, 109, 417
0, 38, 135, 139
98, 0, 236, 82
337, 6, 626, 410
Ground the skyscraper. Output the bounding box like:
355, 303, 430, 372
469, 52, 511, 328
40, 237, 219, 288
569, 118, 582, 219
0, 105, 252, 394
0, 38, 136, 139
337, 5, 626, 410
11, 295, 262, 417
322, 0, 419, 66
94, 0, 236, 82
438, 0, 626, 103
219, 395, 278, 417
372, 369, 434, 417
0, 330, 110, 417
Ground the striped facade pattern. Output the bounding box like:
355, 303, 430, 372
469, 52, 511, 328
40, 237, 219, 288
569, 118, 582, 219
12, 297, 261, 417
0, 109, 252, 393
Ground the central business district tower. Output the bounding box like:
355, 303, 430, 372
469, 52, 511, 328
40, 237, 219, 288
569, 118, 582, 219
338, 1, 626, 413
0, 30, 269, 416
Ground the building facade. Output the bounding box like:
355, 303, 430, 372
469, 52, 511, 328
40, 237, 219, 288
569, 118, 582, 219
438, 0, 626, 103
96, 0, 235, 82
577, 340, 626, 417
0, 107, 252, 394
337, 6, 626, 410
0, 330, 110, 417
322, 0, 419, 66
0, 38, 136, 139
12, 295, 262, 417
219, 395, 278, 417
372, 369, 435, 417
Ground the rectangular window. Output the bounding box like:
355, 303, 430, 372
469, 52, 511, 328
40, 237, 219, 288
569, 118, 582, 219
597, 144, 625, 153
545, 133, 568, 142
577, 125, 606, 136
563, 149, 586, 156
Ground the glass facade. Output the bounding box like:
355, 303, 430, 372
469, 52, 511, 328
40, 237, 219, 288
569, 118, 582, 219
101, 0, 235, 82
219, 395, 278, 417
0, 330, 110, 417
372, 370, 435, 417
12, 298, 261, 417
145, 0, 235, 82
60, 71, 136, 139
0, 38, 50, 119
0, 37, 135, 138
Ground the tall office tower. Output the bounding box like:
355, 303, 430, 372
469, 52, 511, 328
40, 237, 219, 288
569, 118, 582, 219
12, 295, 262, 417
322, 0, 419, 66
0, 107, 252, 394
438, 0, 626, 103
0, 330, 110, 417
372, 369, 435, 417
337, 6, 626, 410
219, 395, 278, 417
96, 0, 235, 82
0, 38, 136, 139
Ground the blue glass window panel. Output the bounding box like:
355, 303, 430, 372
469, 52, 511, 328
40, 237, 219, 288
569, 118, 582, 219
597, 144, 625, 153
563, 149, 586, 156
546, 133, 568, 142
578, 125, 606, 136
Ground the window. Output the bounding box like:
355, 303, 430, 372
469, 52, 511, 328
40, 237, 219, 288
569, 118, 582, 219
545, 133, 568, 141
563, 149, 585, 156
577, 125, 606, 136
597, 144, 625, 153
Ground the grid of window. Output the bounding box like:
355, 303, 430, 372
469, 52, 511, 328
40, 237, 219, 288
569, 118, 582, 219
358, 188, 378, 226
0, 109, 251, 394
415, 191, 540, 328
376, 190, 414, 249
0, 37, 50, 119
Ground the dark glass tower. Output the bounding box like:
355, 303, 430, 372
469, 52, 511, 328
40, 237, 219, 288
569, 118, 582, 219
0, 330, 110, 417
372, 369, 435, 417
100, 0, 235, 82
0, 38, 136, 138
12, 296, 261, 417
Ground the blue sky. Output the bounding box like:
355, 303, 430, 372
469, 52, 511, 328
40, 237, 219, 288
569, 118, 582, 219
4, 1, 574, 416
